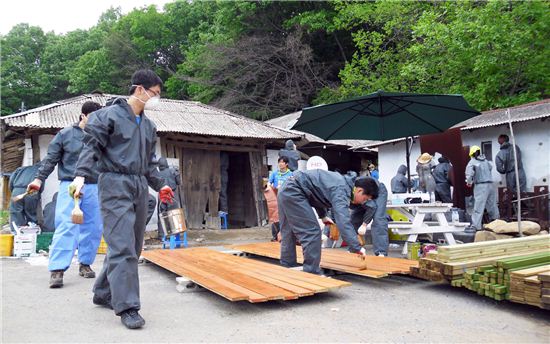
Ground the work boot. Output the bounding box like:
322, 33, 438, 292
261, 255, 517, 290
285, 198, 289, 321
92, 294, 113, 309
120, 309, 146, 329
79, 264, 96, 278
49, 270, 64, 288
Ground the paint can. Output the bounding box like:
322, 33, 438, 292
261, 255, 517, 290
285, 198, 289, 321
159, 208, 187, 237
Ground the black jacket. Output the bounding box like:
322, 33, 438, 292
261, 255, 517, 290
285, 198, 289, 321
36, 125, 99, 183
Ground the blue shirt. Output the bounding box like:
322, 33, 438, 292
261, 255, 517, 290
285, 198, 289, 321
269, 168, 293, 189
371, 169, 379, 180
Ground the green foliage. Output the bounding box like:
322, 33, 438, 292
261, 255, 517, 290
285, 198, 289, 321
318, 0, 549, 111
1, 0, 548, 118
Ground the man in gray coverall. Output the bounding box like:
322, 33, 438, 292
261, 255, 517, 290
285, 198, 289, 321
352, 177, 389, 256
495, 134, 527, 193
277, 170, 376, 274
390, 165, 409, 193
433, 156, 453, 203
465, 146, 500, 230
71, 70, 174, 329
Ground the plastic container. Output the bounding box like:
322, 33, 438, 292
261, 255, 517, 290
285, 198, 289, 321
451, 208, 459, 224
36, 233, 54, 252
0, 234, 14, 256
13, 233, 37, 257
97, 236, 108, 254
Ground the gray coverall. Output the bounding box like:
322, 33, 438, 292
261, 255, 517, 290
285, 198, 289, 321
416, 160, 436, 195
277, 170, 362, 274
350, 178, 389, 256
75, 98, 166, 315
465, 154, 500, 230
9, 163, 42, 230
495, 142, 527, 193
433, 159, 452, 203
219, 152, 229, 212
157, 157, 181, 237
42, 192, 57, 233
278, 139, 300, 171
390, 165, 409, 193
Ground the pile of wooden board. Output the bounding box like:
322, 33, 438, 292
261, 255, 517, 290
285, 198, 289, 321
231, 242, 418, 279
141, 247, 351, 303
509, 265, 550, 307
410, 235, 550, 282
539, 272, 550, 310
459, 252, 550, 302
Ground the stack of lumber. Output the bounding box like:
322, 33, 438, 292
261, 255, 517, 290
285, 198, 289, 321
509, 265, 550, 307
539, 272, 550, 310
410, 235, 550, 282
141, 247, 351, 303
230, 242, 418, 279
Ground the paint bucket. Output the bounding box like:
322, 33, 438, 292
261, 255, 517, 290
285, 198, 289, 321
407, 242, 421, 260
159, 208, 187, 237
0, 234, 14, 256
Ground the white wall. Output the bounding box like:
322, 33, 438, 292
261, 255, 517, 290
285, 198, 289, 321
376, 119, 550, 198
377, 139, 421, 194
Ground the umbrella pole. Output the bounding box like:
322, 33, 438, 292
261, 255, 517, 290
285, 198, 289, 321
507, 109, 522, 236
406, 136, 411, 193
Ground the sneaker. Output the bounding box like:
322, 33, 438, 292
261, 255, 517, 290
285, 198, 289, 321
79, 264, 96, 278
120, 309, 145, 329
375, 252, 388, 257
93, 294, 113, 309
49, 270, 64, 288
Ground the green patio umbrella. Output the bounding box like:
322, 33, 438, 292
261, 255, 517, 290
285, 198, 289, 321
292, 91, 480, 190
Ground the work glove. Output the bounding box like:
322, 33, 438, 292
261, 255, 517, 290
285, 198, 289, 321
159, 186, 174, 204
357, 247, 367, 257
357, 223, 368, 236
321, 217, 334, 226
68, 177, 85, 198
27, 179, 42, 193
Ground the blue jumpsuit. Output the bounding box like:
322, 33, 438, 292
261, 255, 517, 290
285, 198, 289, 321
35, 125, 103, 272
277, 170, 362, 274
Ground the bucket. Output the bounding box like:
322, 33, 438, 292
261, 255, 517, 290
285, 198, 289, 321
159, 208, 187, 237
0, 234, 14, 256
36, 233, 54, 252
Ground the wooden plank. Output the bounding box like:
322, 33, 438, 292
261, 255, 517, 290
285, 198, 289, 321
141, 248, 349, 303
142, 250, 261, 302
230, 242, 418, 278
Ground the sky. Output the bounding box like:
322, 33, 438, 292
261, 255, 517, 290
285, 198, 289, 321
0, 0, 175, 35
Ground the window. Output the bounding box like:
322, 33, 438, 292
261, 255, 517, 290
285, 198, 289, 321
481, 141, 493, 161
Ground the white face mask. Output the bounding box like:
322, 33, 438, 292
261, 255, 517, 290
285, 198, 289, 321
144, 95, 160, 109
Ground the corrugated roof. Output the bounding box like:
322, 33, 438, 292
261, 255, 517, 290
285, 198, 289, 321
266, 111, 380, 150
3, 94, 301, 140
357, 99, 550, 148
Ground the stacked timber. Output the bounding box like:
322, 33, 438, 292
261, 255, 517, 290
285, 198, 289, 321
509, 265, 550, 307
539, 272, 550, 310
412, 235, 550, 282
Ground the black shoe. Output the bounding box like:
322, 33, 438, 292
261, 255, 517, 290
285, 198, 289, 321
120, 309, 145, 329
49, 270, 64, 288
93, 294, 113, 309
79, 264, 96, 278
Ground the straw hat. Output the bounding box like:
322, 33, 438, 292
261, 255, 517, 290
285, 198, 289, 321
417, 153, 433, 164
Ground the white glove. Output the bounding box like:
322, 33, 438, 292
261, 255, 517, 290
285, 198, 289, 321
358, 223, 368, 236
358, 247, 367, 257
69, 176, 85, 198
321, 217, 334, 225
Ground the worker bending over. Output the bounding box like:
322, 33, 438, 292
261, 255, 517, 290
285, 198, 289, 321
27, 101, 103, 288
465, 146, 500, 231
71, 70, 173, 329
277, 169, 376, 274
353, 177, 390, 256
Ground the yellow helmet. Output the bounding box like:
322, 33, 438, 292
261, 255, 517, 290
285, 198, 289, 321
469, 145, 481, 157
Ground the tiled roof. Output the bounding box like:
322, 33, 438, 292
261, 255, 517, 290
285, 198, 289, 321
2, 94, 301, 140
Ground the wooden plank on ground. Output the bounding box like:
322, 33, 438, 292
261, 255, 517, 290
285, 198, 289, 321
229, 242, 418, 278
141, 247, 350, 303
